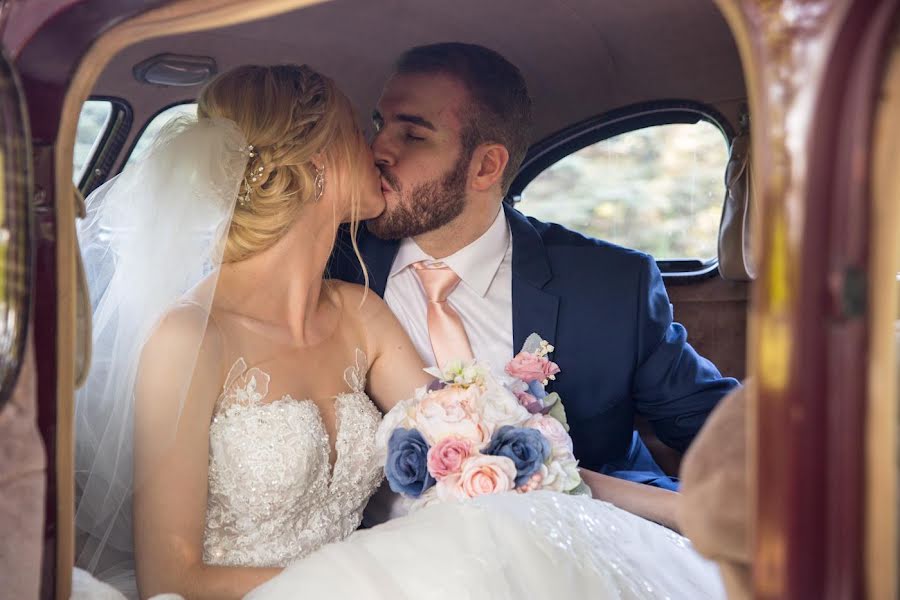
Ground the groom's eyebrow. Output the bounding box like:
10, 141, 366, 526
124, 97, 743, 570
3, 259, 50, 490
372, 109, 437, 132
395, 114, 437, 131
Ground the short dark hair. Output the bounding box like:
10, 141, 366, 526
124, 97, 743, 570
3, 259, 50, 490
394, 43, 533, 194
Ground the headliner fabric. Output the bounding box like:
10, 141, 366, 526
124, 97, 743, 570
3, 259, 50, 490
93, 0, 745, 171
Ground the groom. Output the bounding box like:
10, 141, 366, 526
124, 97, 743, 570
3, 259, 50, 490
332, 42, 739, 490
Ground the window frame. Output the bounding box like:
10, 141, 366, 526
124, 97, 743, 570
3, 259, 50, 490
119, 99, 197, 173
507, 100, 736, 280
77, 96, 133, 196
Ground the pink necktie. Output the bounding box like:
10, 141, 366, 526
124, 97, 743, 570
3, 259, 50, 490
412, 261, 474, 368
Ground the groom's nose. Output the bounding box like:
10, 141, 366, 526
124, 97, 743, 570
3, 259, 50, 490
371, 132, 395, 168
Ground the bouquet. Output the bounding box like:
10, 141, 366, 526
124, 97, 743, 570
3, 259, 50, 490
376, 334, 587, 508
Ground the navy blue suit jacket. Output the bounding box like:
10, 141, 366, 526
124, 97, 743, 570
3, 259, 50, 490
330, 203, 739, 486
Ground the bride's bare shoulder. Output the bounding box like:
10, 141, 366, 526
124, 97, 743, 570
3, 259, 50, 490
141, 301, 225, 370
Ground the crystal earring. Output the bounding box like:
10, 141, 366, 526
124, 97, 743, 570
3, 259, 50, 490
314, 164, 325, 202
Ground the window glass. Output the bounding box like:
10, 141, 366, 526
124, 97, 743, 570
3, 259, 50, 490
73, 100, 113, 183
519, 121, 729, 261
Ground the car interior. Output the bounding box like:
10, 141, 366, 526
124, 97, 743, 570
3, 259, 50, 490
4, 1, 900, 599
73, 0, 752, 475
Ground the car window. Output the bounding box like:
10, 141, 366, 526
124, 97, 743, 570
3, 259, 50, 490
73, 100, 113, 183
518, 121, 729, 263
127, 103, 198, 165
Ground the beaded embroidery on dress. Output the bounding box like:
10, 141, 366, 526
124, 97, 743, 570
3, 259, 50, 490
202, 349, 383, 567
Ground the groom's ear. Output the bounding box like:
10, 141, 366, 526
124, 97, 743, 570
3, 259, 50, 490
469, 143, 510, 193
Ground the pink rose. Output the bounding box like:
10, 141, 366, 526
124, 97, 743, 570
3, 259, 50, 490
505, 352, 560, 383
427, 437, 472, 480
457, 455, 517, 498
525, 414, 574, 457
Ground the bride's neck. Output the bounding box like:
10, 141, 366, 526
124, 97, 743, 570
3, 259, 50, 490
217, 210, 339, 344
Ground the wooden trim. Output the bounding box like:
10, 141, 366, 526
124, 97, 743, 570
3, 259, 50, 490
866, 22, 900, 600
711, 1, 900, 598
51, 1, 329, 598
820, 3, 899, 597
713, 2, 850, 597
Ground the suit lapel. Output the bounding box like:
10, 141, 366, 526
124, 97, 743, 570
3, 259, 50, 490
505, 204, 559, 354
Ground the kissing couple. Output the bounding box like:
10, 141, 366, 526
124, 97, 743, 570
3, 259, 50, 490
74, 42, 737, 599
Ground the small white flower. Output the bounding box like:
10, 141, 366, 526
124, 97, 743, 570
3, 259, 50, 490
537, 339, 554, 357
430, 359, 489, 388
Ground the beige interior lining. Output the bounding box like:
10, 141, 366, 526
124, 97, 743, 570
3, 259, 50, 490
865, 25, 900, 600
90, 0, 746, 177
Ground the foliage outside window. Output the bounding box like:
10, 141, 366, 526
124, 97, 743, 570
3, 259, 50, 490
519, 121, 728, 262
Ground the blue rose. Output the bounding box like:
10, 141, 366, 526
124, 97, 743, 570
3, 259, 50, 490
385, 428, 435, 498
483, 426, 551, 487
527, 380, 548, 400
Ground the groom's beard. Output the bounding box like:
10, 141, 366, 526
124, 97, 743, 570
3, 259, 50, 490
367, 152, 469, 240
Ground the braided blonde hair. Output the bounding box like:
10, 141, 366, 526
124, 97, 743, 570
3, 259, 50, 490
198, 64, 368, 277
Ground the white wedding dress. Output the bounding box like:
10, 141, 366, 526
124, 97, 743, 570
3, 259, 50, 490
203, 353, 384, 567
73, 352, 725, 600
250, 492, 725, 600
71, 115, 724, 600
201, 355, 725, 600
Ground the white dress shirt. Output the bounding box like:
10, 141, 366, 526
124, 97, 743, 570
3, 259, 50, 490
384, 208, 514, 375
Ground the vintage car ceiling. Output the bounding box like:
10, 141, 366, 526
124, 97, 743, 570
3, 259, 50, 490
93, 0, 746, 145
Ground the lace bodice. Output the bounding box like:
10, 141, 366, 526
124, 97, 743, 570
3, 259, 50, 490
202, 351, 383, 567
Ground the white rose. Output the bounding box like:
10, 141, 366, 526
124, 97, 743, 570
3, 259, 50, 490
435, 473, 468, 502
525, 414, 574, 458
541, 456, 582, 492
540, 461, 566, 492
478, 378, 530, 432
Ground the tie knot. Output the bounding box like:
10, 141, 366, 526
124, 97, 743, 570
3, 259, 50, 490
412, 261, 461, 303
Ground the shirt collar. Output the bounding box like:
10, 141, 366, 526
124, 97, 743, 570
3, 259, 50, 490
390, 207, 510, 297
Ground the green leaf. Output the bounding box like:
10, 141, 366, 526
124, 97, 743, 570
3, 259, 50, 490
568, 480, 592, 497
521, 333, 544, 354
542, 392, 560, 409
547, 399, 569, 431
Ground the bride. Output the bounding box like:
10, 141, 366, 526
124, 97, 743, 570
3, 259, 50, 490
74, 64, 724, 600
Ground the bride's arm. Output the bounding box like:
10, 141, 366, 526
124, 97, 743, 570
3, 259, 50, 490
340, 284, 433, 412
133, 307, 280, 600
578, 468, 681, 533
